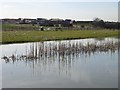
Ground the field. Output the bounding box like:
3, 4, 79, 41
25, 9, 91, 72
2, 29, 119, 44
2, 24, 39, 31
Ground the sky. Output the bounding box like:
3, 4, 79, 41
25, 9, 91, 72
0, 0, 119, 22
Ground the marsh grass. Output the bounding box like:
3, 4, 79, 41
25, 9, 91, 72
2, 30, 119, 44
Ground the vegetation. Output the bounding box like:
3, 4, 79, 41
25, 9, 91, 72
2, 24, 39, 31
2, 18, 120, 31
2, 30, 119, 44
1, 21, 119, 44
2, 40, 119, 62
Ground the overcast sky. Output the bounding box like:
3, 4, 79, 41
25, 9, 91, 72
1, 0, 119, 21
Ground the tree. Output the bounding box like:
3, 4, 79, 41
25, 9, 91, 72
93, 18, 105, 28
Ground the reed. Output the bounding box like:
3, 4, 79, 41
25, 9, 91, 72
2, 41, 119, 63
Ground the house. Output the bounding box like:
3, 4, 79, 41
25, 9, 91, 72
20, 18, 37, 24
37, 18, 49, 26
63, 19, 73, 27
49, 18, 73, 27
2, 18, 74, 27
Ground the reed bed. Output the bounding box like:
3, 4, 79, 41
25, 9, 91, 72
2, 40, 119, 64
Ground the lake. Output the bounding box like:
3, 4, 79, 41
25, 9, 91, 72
1, 37, 119, 88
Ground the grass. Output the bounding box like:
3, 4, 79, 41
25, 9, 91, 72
1, 29, 119, 44
2, 24, 38, 31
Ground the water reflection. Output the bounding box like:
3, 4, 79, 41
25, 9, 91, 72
2, 39, 119, 61
1, 38, 119, 73
1, 38, 118, 88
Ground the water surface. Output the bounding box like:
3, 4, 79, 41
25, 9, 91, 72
1, 37, 118, 88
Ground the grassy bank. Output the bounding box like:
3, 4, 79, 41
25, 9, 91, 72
2, 30, 119, 44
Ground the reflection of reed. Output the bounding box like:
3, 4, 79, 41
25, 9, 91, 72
1, 40, 119, 75
2, 41, 119, 62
